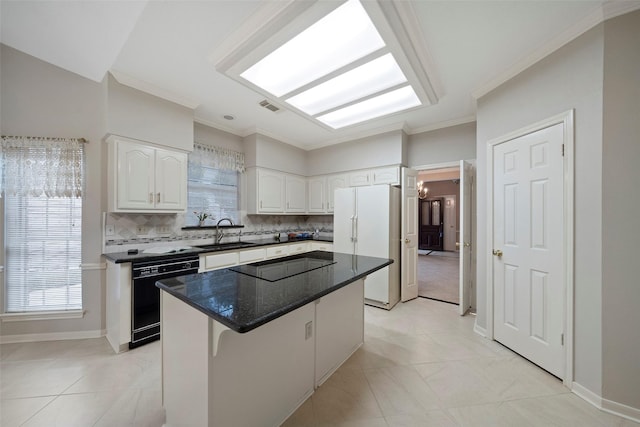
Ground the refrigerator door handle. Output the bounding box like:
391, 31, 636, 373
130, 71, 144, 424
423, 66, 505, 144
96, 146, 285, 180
350, 215, 355, 242
353, 215, 358, 242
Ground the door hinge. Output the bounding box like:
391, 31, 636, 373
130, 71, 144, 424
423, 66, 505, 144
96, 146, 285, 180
562, 144, 565, 157
561, 333, 564, 346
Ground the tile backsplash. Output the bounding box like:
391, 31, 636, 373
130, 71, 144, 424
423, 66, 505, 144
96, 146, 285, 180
103, 211, 333, 253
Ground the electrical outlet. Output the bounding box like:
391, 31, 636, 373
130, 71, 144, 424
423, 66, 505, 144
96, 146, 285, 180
105, 225, 115, 236
136, 225, 149, 235
156, 226, 171, 234
305, 321, 313, 340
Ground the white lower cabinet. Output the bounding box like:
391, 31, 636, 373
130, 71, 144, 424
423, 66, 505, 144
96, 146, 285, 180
315, 279, 364, 386
160, 279, 364, 427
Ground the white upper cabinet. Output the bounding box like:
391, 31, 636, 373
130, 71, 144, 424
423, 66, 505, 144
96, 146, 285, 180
372, 166, 400, 185
247, 167, 306, 214
256, 168, 285, 213
285, 175, 306, 213
307, 176, 326, 213
348, 170, 372, 187
108, 136, 187, 212
247, 166, 399, 215
326, 173, 348, 213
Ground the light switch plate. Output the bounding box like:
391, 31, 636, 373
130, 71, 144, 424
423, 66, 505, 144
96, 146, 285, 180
105, 225, 115, 236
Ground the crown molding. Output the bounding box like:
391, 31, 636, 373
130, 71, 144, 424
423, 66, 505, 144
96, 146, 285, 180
472, 2, 640, 100
110, 70, 200, 110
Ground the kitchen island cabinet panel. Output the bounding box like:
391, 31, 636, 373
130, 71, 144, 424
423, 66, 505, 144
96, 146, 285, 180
162, 291, 315, 427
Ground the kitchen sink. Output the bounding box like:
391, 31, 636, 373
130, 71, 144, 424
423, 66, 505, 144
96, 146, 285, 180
196, 242, 258, 251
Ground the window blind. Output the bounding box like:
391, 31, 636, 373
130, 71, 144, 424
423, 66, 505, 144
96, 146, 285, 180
1, 136, 84, 313
4, 194, 82, 312
187, 143, 242, 226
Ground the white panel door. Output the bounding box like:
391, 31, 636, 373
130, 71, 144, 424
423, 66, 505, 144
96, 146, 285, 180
493, 123, 564, 378
459, 161, 473, 315
401, 167, 419, 302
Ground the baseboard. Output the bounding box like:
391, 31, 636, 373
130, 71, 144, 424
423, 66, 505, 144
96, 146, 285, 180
0, 329, 106, 344
572, 382, 640, 423
473, 320, 487, 338
602, 396, 640, 423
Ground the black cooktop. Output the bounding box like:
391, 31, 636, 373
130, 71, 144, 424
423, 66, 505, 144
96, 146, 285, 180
229, 253, 336, 282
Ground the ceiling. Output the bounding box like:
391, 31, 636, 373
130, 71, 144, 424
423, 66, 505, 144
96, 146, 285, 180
2, 0, 637, 150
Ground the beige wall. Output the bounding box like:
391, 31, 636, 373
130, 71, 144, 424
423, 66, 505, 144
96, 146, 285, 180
194, 122, 243, 152
307, 130, 404, 176
476, 24, 605, 394
407, 122, 476, 167
106, 74, 194, 152
601, 10, 640, 410
0, 44, 107, 337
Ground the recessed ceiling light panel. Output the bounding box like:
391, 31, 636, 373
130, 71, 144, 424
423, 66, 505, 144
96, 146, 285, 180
240, 0, 385, 97
317, 85, 421, 129
285, 53, 407, 116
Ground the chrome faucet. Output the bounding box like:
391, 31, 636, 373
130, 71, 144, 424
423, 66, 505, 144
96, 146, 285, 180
215, 218, 234, 244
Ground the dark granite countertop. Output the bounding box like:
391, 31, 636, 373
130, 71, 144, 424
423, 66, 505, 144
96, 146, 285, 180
155, 251, 392, 333
103, 236, 333, 263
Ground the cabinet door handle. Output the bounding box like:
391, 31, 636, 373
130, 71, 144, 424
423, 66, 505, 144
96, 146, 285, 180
149, 193, 153, 204
157, 192, 160, 203
260, 200, 262, 209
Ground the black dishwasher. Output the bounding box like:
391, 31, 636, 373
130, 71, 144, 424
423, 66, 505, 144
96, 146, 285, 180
130, 255, 199, 348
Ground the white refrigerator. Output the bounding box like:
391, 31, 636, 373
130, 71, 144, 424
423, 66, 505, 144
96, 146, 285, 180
333, 185, 400, 309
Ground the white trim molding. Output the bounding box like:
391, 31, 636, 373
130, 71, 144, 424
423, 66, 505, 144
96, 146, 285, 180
473, 321, 487, 338
0, 309, 85, 322
485, 110, 575, 388
0, 328, 105, 345
573, 382, 640, 424
80, 262, 106, 270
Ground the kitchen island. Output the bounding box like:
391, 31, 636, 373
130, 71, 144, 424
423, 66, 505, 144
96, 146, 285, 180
156, 250, 392, 427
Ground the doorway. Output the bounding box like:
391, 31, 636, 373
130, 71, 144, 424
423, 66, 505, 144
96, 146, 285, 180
485, 110, 574, 385
416, 168, 460, 304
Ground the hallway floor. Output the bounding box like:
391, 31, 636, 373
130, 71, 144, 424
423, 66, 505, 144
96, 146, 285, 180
418, 251, 459, 304
1, 299, 637, 426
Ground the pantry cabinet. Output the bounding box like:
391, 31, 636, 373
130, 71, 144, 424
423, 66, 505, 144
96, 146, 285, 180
107, 135, 187, 212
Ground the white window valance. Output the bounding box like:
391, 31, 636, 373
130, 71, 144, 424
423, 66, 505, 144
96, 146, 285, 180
190, 142, 245, 173
0, 136, 85, 198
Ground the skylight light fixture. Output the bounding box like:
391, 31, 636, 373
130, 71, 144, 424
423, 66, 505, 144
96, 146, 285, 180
316, 85, 421, 129
285, 53, 408, 116
240, 0, 385, 97
217, 0, 440, 130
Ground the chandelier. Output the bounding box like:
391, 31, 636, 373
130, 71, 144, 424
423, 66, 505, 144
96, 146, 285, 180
417, 181, 428, 199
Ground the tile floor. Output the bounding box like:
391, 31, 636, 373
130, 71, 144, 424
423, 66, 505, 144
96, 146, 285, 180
417, 252, 459, 304
1, 299, 638, 427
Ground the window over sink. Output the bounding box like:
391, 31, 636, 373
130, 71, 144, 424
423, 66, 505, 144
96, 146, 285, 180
186, 143, 244, 227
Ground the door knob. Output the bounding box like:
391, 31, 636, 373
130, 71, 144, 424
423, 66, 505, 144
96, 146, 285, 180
405, 238, 410, 243
464, 242, 471, 248
455, 242, 460, 248
492, 249, 503, 257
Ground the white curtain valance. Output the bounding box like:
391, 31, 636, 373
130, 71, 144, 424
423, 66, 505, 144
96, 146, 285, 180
0, 136, 85, 198
190, 142, 245, 173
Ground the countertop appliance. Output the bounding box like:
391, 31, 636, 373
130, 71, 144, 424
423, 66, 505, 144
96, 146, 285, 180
333, 185, 400, 309
130, 255, 199, 348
